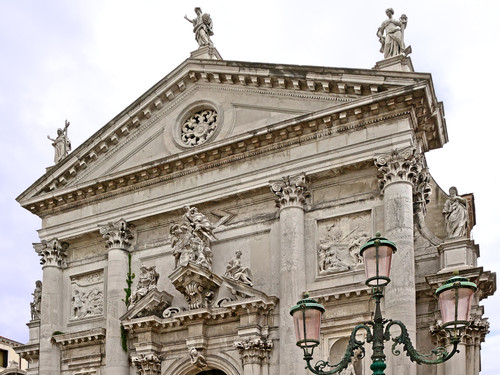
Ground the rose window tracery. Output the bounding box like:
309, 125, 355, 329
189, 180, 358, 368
181, 109, 218, 146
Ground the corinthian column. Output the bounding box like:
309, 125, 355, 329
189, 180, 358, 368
375, 147, 427, 375
100, 219, 135, 375
270, 173, 310, 375
34, 238, 68, 375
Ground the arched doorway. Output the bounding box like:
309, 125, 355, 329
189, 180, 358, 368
196, 371, 227, 375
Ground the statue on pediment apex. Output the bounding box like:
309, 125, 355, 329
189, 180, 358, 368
377, 8, 411, 59
47, 119, 71, 163
185, 7, 214, 48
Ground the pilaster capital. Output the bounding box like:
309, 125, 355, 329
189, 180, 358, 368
269, 173, 310, 209
132, 353, 162, 375
234, 337, 273, 365
33, 238, 68, 268
99, 218, 135, 251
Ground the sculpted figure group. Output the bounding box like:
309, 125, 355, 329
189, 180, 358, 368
169, 205, 216, 271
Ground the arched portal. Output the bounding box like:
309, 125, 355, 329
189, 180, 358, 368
196, 371, 227, 375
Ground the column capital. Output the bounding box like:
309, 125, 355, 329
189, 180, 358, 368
375, 147, 431, 214
269, 172, 310, 209
132, 353, 161, 375
234, 337, 273, 365
33, 238, 68, 268
99, 218, 135, 251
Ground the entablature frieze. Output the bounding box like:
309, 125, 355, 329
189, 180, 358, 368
24, 90, 432, 220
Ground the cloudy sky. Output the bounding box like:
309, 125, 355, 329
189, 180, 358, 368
0, 1, 498, 373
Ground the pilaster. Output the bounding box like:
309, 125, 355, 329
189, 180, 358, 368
375, 147, 427, 375
33, 238, 68, 375
269, 172, 309, 375
99, 218, 135, 375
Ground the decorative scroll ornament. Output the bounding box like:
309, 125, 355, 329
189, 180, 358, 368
132, 354, 162, 375
413, 167, 432, 216
181, 109, 218, 146
99, 218, 135, 250
30, 280, 42, 321
234, 337, 273, 365
33, 238, 69, 267
269, 172, 310, 209
169, 205, 216, 271
375, 147, 431, 214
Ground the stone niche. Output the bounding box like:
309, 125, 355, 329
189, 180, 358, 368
317, 211, 372, 276
69, 269, 104, 321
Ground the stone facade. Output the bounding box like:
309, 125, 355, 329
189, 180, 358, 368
15, 40, 495, 375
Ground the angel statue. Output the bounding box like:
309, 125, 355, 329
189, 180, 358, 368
377, 8, 411, 59
47, 119, 71, 163
184, 7, 214, 48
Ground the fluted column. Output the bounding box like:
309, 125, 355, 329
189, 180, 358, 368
270, 173, 310, 375
375, 147, 427, 375
100, 219, 135, 375
34, 238, 68, 375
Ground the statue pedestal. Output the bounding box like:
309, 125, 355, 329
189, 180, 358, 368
373, 55, 414, 72
190, 46, 222, 60
437, 238, 479, 273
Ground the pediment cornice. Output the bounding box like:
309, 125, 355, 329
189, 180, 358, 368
18, 59, 445, 217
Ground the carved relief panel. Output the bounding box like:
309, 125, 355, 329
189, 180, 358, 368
70, 270, 104, 321
317, 211, 371, 276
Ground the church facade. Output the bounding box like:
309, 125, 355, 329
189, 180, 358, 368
15, 12, 495, 375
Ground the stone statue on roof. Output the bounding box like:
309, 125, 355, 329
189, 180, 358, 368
47, 119, 71, 163
184, 7, 214, 48
377, 8, 411, 59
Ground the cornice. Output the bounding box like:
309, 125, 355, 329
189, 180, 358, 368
17, 58, 437, 204
22, 84, 437, 219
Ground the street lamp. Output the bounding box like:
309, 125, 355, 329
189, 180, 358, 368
290, 233, 477, 375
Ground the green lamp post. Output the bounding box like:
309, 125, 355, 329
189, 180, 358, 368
290, 233, 477, 375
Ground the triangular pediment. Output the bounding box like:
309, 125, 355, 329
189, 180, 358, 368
18, 57, 445, 217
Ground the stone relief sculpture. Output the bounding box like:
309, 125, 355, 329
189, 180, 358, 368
317, 214, 370, 275
47, 119, 71, 163
169, 205, 216, 271
30, 280, 42, 321
443, 186, 468, 238
189, 347, 207, 369
130, 265, 160, 306
377, 8, 411, 59
184, 7, 214, 48
224, 250, 253, 287
70, 270, 104, 320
